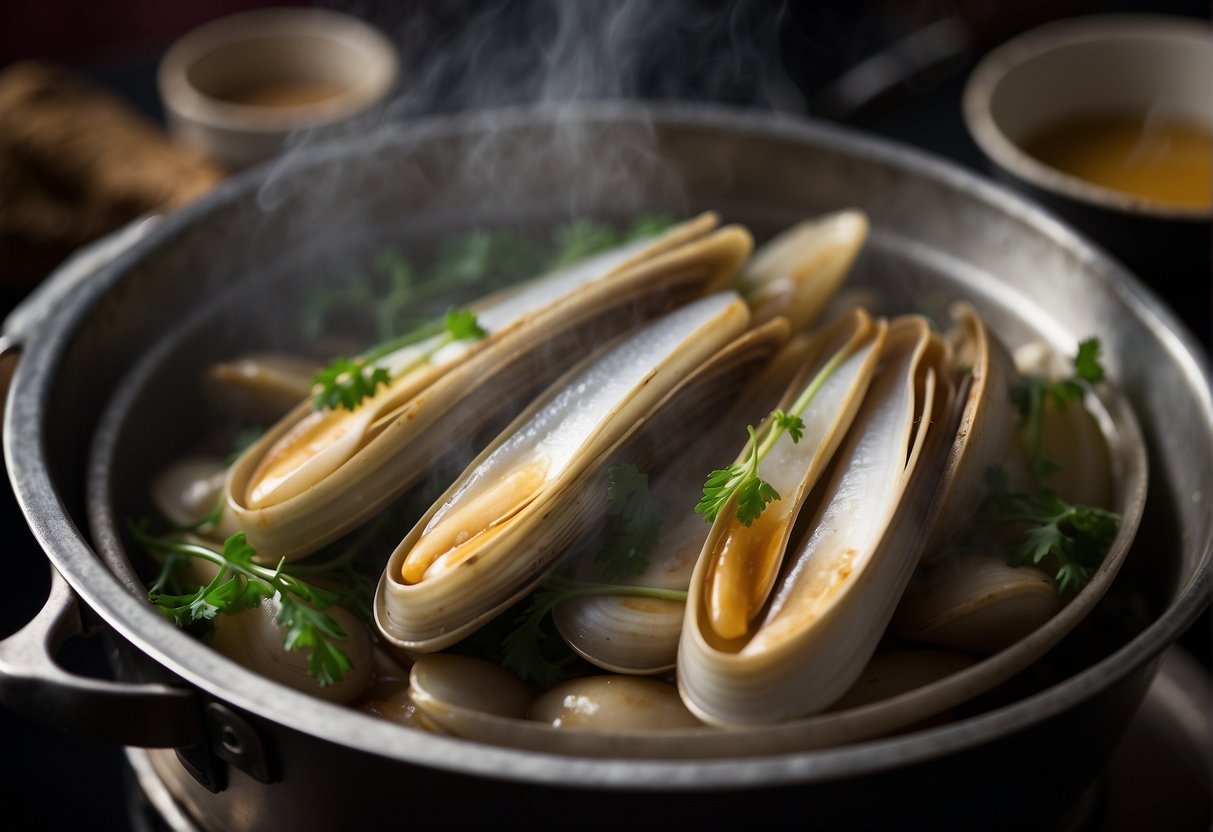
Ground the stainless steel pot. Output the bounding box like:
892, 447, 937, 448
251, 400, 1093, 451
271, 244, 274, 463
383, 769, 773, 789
1, 103, 1209, 830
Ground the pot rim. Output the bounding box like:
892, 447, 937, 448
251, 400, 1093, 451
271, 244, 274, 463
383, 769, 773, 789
6, 100, 1212, 787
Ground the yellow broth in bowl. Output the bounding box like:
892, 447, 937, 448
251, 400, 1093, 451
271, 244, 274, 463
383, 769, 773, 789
1021, 114, 1212, 209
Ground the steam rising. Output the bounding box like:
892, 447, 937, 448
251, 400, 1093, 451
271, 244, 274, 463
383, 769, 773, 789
368, 0, 797, 113
258, 1, 800, 218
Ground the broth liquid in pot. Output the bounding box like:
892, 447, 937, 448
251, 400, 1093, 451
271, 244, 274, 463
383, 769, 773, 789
1021, 114, 1212, 208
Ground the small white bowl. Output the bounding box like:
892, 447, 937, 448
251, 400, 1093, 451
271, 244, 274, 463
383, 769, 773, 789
159, 7, 399, 170
964, 13, 1212, 220
963, 14, 1212, 342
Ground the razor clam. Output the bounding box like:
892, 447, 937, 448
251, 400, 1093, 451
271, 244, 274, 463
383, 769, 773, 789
745, 209, 869, 332
209, 594, 374, 704
225, 214, 751, 561
678, 316, 953, 726
552, 309, 882, 675
375, 292, 768, 652
695, 308, 887, 643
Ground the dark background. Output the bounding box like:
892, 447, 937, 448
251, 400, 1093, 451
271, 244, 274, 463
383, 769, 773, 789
0, 1, 1208, 829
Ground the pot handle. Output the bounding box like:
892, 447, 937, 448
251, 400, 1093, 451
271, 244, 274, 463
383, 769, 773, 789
0, 565, 202, 748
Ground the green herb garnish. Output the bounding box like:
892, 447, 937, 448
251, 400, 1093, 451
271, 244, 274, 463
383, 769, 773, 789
135, 525, 361, 686
985, 466, 1121, 595
551, 214, 675, 268
311, 358, 391, 412
992, 337, 1120, 594
311, 306, 487, 412
696, 341, 848, 525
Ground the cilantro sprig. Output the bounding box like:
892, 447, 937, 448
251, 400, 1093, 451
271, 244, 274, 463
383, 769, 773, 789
696, 342, 850, 525
311, 358, 390, 412
501, 576, 688, 687
985, 467, 1121, 595
134, 524, 362, 686
311, 306, 487, 412
991, 337, 1121, 594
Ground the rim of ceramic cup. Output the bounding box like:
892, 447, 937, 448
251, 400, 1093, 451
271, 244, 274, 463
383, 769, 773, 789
963, 14, 1212, 221
158, 7, 399, 134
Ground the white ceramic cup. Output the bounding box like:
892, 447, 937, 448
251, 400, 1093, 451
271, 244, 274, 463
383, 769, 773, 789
159, 7, 399, 171
963, 13, 1212, 220
963, 14, 1212, 343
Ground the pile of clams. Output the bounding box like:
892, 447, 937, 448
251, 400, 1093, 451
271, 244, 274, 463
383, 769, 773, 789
145, 209, 1144, 755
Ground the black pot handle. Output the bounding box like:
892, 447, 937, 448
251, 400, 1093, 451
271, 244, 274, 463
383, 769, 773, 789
0, 565, 202, 747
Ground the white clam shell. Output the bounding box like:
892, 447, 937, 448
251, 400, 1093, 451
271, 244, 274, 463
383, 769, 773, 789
203, 352, 317, 424
408, 654, 533, 724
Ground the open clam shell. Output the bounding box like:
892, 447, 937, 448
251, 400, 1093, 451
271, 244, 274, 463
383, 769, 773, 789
375, 293, 783, 652
678, 315, 954, 726
225, 214, 751, 561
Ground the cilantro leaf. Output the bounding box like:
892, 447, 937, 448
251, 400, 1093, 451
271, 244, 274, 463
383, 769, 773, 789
501, 587, 568, 688
695, 463, 746, 523
772, 410, 805, 443
985, 466, 1121, 595
135, 527, 361, 687
735, 476, 781, 526
1073, 338, 1105, 384
444, 306, 488, 341
276, 594, 353, 687
696, 338, 855, 525
311, 358, 390, 412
